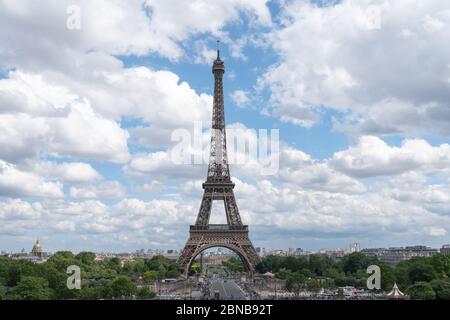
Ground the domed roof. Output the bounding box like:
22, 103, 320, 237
32, 239, 43, 253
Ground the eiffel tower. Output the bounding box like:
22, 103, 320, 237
178, 47, 260, 278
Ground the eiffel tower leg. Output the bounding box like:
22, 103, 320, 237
195, 193, 212, 226
241, 243, 260, 271
178, 243, 199, 278
224, 192, 242, 225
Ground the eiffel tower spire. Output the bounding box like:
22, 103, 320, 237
207, 45, 230, 182
178, 45, 259, 278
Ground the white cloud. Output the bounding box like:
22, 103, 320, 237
387, 174, 450, 215
0, 0, 271, 156
331, 136, 450, 178
259, 0, 450, 136
125, 151, 205, 180
278, 147, 366, 194
135, 181, 166, 194
230, 90, 250, 107
30, 161, 102, 184
0, 198, 42, 220
425, 227, 446, 237
241, 181, 450, 242
48, 101, 130, 162
1, 64, 213, 150
69, 181, 126, 200
112, 198, 194, 225
0, 160, 63, 198
143, 0, 271, 58
0, 0, 271, 66
194, 40, 218, 64
423, 14, 446, 33
0, 71, 130, 162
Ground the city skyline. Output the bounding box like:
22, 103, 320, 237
1, 239, 449, 255
1, 0, 450, 253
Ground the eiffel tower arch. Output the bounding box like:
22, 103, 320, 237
178, 48, 260, 278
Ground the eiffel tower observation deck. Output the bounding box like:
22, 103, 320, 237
177, 46, 260, 277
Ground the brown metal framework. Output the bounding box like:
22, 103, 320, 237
178, 50, 260, 277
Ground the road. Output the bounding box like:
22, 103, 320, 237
210, 280, 247, 300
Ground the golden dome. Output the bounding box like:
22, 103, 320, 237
32, 239, 43, 254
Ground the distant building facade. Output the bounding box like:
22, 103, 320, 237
440, 244, 450, 255
362, 246, 438, 266
348, 243, 361, 253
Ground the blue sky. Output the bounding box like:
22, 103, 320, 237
0, 0, 450, 253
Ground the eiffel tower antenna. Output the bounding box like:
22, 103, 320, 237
216, 39, 220, 59
178, 44, 259, 278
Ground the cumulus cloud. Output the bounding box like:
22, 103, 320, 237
259, 0, 450, 136
29, 161, 102, 184
0, 160, 63, 198
0, 64, 213, 151
0, 0, 271, 67
230, 90, 250, 107
0, 198, 42, 220
331, 136, 450, 178
0, 72, 130, 162
278, 147, 366, 194
69, 181, 126, 200
135, 181, 167, 194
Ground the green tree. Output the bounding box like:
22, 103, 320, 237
282, 256, 307, 272
137, 286, 156, 299
306, 278, 318, 291
222, 257, 245, 273
103, 257, 122, 273
334, 275, 359, 288
430, 254, 450, 278
39, 264, 77, 299
0, 284, 6, 300
340, 252, 373, 275
406, 282, 436, 300
408, 259, 437, 283
191, 262, 201, 273
394, 261, 411, 288
309, 255, 332, 276
156, 266, 167, 280
47, 251, 78, 272
375, 263, 393, 292
166, 269, 180, 278
76, 252, 96, 265
143, 270, 158, 282
11, 276, 53, 300
275, 268, 292, 280
430, 279, 450, 300
130, 259, 146, 274
79, 285, 106, 300
108, 276, 137, 299
255, 255, 284, 273
285, 272, 305, 296
3, 260, 38, 287
324, 267, 342, 279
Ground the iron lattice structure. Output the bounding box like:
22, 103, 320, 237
178, 50, 260, 277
